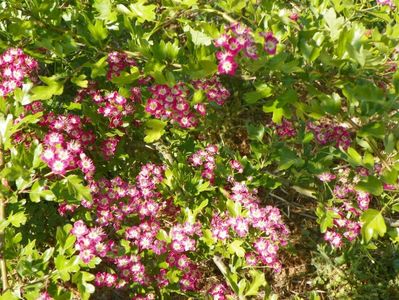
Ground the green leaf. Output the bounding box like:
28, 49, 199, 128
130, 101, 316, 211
228, 240, 245, 257
93, 0, 117, 22
31, 76, 64, 101
192, 90, 205, 103
73, 271, 95, 300
320, 93, 341, 115
382, 169, 398, 185
30, 180, 56, 203
172, 0, 197, 6
119, 1, 156, 23
71, 75, 88, 88
362, 152, 374, 168
347, 147, 362, 165
276, 147, 301, 170
188, 60, 218, 79
144, 119, 167, 143
247, 124, 265, 142
193, 199, 209, 216
64, 175, 92, 201
316, 205, 340, 232
244, 84, 273, 104
298, 32, 323, 62
87, 19, 108, 42
32, 143, 44, 169
201, 229, 216, 246
0, 290, 18, 300
358, 122, 385, 139
152, 40, 180, 61
263, 101, 283, 124
245, 270, 267, 296
361, 209, 386, 242
226, 199, 242, 217
0, 114, 13, 145
324, 8, 345, 41
183, 25, 212, 46
195, 181, 213, 194
90, 56, 108, 78
42, 247, 55, 263
384, 133, 395, 154
55, 255, 80, 281
110, 70, 140, 85
8, 211, 27, 228
356, 176, 383, 196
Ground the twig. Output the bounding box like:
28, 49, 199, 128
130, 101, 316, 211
0, 148, 8, 291
269, 192, 317, 220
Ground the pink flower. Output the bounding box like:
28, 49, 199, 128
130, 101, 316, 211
217, 57, 238, 75
289, 13, 299, 22
244, 44, 258, 59
214, 34, 231, 48
36, 292, 54, 300
230, 160, 244, 173
377, 0, 393, 7
71, 220, 89, 238
317, 172, 336, 182
260, 32, 278, 55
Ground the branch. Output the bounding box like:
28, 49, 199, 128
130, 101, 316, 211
0, 148, 8, 291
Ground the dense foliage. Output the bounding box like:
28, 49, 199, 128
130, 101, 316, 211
0, 0, 399, 299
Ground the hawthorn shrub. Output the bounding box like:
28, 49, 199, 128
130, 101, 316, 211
0, 0, 398, 299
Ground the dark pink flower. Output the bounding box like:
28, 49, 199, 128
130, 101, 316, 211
260, 32, 278, 55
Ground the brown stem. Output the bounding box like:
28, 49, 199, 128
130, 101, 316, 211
0, 149, 7, 291
0, 199, 7, 291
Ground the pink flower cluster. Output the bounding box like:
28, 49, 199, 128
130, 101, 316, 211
209, 283, 233, 300
377, 0, 394, 7
324, 207, 362, 248
132, 294, 155, 300
40, 113, 95, 177
81, 163, 165, 230
58, 203, 78, 216
275, 119, 297, 138
167, 249, 202, 291
36, 291, 54, 300
214, 23, 258, 75
74, 84, 137, 128
214, 23, 279, 75
70, 163, 206, 295
191, 76, 231, 106
125, 220, 164, 253
307, 121, 351, 150
101, 136, 120, 160
211, 180, 289, 272
169, 222, 202, 253
24, 101, 43, 114
71, 220, 109, 263
145, 82, 197, 128
230, 159, 244, 173
107, 51, 136, 80
188, 144, 219, 183
318, 167, 375, 248
93, 91, 135, 128
0, 48, 38, 97
145, 78, 229, 128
